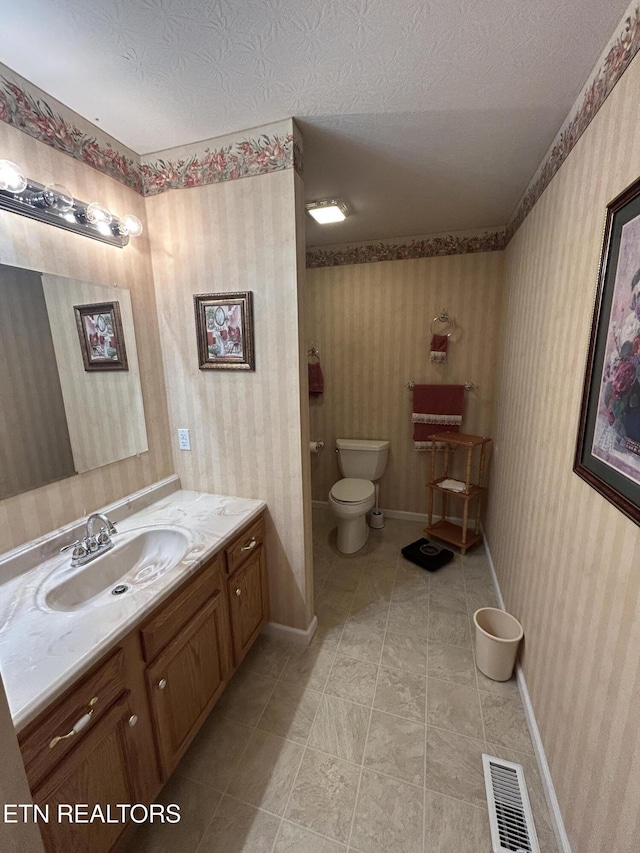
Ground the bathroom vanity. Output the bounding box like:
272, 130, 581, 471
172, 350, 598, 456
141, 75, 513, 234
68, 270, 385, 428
0, 484, 269, 853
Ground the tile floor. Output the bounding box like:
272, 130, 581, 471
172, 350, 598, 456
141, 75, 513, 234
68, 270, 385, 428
125, 511, 558, 853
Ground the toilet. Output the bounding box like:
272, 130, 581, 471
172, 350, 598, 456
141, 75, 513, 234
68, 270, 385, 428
329, 438, 390, 554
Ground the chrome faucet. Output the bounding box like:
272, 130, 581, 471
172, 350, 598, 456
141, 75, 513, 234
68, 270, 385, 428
60, 513, 118, 567
86, 512, 117, 539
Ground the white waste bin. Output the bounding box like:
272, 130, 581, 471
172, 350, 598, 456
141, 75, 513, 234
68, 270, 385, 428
473, 607, 523, 681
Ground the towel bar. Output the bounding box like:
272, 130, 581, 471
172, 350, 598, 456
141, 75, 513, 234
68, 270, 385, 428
406, 379, 477, 391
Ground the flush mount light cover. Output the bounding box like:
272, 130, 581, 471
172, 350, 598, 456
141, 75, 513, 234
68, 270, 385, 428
305, 198, 349, 224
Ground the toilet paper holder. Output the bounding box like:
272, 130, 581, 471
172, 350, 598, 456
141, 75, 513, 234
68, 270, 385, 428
310, 440, 325, 453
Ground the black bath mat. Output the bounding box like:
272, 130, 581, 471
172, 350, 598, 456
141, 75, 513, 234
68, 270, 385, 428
400, 538, 454, 572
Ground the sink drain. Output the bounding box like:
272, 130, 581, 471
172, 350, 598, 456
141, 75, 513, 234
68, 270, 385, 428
111, 584, 129, 596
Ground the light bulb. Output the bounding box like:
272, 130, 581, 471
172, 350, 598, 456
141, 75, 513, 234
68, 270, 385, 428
43, 183, 73, 212
0, 159, 27, 193
120, 214, 143, 237
85, 201, 112, 225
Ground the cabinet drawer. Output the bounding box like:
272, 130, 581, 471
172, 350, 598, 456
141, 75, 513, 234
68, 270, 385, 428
140, 553, 224, 663
19, 648, 127, 791
225, 515, 264, 575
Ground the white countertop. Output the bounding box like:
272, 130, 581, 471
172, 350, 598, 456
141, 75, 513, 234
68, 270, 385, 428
0, 483, 265, 731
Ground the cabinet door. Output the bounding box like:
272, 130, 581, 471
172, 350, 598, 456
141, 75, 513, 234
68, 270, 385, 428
146, 590, 230, 779
228, 548, 269, 666
32, 692, 142, 853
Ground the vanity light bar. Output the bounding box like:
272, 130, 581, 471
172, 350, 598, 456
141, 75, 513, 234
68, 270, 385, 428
0, 160, 143, 248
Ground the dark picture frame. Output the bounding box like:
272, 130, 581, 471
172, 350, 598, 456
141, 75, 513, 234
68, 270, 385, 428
194, 291, 255, 371
574, 176, 640, 525
73, 301, 128, 371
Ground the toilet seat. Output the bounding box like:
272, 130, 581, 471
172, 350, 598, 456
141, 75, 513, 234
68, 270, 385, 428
330, 478, 375, 504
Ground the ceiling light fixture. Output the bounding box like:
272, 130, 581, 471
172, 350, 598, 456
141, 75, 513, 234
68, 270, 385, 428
305, 198, 349, 224
0, 158, 143, 247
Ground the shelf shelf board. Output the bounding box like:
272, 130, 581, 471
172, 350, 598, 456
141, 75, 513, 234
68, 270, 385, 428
424, 519, 483, 552
427, 432, 491, 448
426, 478, 486, 498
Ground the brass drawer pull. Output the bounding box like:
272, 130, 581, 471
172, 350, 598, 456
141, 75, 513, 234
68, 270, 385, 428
235, 588, 242, 596
49, 697, 98, 748
241, 537, 257, 552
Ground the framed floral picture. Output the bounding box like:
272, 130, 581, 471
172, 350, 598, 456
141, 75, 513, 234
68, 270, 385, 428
575, 176, 640, 524
73, 301, 128, 371
194, 291, 255, 370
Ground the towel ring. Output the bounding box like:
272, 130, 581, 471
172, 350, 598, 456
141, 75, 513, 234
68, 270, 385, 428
308, 346, 320, 360
430, 311, 456, 337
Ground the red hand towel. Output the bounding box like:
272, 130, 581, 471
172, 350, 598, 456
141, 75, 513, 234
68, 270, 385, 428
411, 384, 464, 450
309, 361, 324, 397
430, 334, 449, 363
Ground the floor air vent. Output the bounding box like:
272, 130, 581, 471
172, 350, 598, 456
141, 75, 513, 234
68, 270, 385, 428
482, 754, 540, 853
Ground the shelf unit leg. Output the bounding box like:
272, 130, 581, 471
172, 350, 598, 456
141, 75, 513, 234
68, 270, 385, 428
479, 444, 487, 486
476, 442, 488, 534
461, 497, 469, 545
427, 445, 436, 528
464, 445, 473, 492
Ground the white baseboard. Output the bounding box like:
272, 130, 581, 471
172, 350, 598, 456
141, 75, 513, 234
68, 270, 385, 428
312, 500, 469, 526
482, 532, 572, 853
262, 615, 318, 646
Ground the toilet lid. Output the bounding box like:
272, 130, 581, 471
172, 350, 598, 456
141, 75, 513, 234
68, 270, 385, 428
331, 478, 375, 503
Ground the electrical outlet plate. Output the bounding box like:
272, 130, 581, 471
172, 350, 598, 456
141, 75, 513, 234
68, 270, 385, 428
178, 428, 191, 451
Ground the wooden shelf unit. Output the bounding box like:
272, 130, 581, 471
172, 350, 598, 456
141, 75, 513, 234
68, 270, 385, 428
425, 432, 491, 554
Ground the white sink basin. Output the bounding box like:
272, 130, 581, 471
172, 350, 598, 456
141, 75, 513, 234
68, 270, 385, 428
43, 528, 190, 611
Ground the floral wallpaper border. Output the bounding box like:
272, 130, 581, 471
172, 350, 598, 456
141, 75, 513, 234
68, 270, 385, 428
306, 230, 507, 268
0, 71, 300, 197
140, 132, 297, 196
0, 75, 143, 193
506, 4, 640, 239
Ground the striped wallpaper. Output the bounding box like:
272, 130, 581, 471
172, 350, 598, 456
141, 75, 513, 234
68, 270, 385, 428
0, 121, 173, 554
0, 265, 74, 500
305, 252, 504, 515
145, 156, 313, 632
486, 50, 640, 853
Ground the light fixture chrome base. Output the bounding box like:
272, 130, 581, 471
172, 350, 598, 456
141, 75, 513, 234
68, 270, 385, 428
0, 179, 130, 248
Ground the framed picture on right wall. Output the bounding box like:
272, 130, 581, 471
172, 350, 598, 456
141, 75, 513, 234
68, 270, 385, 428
194, 291, 255, 371
574, 175, 640, 524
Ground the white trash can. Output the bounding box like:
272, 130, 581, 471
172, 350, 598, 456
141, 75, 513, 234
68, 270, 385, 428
473, 607, 523, 681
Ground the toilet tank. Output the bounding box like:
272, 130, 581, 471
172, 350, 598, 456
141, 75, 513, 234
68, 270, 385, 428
336, 439, 390, 481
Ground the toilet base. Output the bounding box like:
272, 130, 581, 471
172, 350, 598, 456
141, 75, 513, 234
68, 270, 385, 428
336, 513, 369, 554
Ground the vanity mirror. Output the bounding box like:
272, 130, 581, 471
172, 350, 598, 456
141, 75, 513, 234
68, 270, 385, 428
0, 262, 148, 501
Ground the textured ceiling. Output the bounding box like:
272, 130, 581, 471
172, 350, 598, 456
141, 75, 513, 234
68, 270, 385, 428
0, 0, 632, 245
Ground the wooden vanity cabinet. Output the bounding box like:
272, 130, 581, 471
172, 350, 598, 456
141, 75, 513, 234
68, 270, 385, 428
144, 572, 232, 778
18, 512, 268, 853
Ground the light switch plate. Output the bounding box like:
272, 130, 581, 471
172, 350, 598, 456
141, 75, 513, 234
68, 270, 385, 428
178, 428, 191, 451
